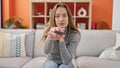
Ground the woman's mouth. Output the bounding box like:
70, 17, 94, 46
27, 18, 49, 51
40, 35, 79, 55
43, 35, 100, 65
59, 23, 65, 26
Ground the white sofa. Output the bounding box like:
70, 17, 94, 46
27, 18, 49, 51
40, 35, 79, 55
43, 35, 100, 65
0, 29, 120, 68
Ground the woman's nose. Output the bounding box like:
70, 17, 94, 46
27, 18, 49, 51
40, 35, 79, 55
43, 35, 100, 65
59, 16, 64, 21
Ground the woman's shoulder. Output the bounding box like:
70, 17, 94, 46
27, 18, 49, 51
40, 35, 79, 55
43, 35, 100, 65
69, 31, 80, 42
69, 30, 80, 39
70, 29, 80, 35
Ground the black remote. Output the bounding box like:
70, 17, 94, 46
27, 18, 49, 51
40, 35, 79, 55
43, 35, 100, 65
55, 31, 64, 35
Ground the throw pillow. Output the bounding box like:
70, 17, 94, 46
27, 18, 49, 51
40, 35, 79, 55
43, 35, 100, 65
0, 32, 26, 57
99, 47, 120, 60
114, 33, 120, 49
99, 33, 120, 60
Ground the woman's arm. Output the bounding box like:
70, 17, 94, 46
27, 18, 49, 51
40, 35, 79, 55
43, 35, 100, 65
44, 27, 64, 55
44, 37, 53, 54
58, 33, 80, 65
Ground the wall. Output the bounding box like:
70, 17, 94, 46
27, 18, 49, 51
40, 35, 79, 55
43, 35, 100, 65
2, 0, 113, 29
2, 0, 9, 27
14, 0, 30, 28
112, 0, 120, 30
2, 0, 30, 28
0, 0, 1, 28
92, 0, 113, 29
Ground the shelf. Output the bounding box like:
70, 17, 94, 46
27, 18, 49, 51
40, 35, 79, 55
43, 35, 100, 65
30, 0, 92, 29
32, 15, 45, 18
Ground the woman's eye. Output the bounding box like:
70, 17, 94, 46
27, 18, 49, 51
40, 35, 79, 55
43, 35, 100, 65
63, 14, 68, 18
63, 15, 66, 17
55, 15, 60, 18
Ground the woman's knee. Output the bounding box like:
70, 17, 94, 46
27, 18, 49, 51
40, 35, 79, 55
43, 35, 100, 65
59, 63, 74, 68
43, 60, 58, 68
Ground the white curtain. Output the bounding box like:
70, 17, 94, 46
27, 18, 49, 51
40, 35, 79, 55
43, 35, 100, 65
112, 0, 120, 30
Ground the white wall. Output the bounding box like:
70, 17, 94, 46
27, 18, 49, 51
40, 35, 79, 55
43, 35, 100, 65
112, 0, 120, 30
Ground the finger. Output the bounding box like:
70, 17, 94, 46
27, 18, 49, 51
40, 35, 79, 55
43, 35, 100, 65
49, 32, 56, 37
56, 34, 61, 38
62, 35, 65, 37
50, 27, 56, 32
59, 28, 65, 32
55, 27, 59, 31
48, 34, 56, 40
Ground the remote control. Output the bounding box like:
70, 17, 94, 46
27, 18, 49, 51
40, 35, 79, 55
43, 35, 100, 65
55, 31, 64, 35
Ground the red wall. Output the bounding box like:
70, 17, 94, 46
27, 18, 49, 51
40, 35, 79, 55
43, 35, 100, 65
2, 0, 113, 29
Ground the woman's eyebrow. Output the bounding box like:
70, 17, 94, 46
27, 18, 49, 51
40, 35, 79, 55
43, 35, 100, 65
64, 13, 67, 15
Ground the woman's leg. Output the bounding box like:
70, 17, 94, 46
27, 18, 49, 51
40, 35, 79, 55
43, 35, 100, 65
59, 62, 74, 68
43, 60, 59, 68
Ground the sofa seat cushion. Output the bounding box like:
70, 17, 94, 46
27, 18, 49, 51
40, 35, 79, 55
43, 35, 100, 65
76, 56, 120, 68
22, 57, 46, 68
0, 57, 31, 68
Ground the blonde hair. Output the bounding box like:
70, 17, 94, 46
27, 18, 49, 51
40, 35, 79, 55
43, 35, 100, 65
39, 2, 80, 46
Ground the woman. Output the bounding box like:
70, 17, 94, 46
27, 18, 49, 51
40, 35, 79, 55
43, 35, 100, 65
40, 3, 80, 68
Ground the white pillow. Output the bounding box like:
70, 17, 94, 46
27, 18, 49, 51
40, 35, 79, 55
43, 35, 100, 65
114, 33, 120, 49
99, 33, 120, 60
0, 32, 26, 57
99, 47, 120, 60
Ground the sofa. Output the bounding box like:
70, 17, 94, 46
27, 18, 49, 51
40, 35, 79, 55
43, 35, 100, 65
0, 29, 120, 68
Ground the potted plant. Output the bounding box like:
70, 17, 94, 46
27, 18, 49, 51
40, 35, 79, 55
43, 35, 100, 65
20, 25, 28, 29
4, 16, 28, 29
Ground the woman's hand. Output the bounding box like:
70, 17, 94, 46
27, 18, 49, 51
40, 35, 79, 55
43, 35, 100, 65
48, 27, 65, 42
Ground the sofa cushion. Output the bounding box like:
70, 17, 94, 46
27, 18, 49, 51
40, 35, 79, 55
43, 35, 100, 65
99, 47, 120, 60
115, 33, 120, 48
76, 56, 120, 68
0, 57, 31, 68
0, 29, 35, 57
22, 57, 78, 68
0, 32, 26, 57
22, 57, 46, 68
34, 29, 46, 57
99, 33, 120, 60
76, 30, 120, 57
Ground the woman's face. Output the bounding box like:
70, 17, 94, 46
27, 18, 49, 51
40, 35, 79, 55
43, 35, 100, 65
55, 7, 68, 28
